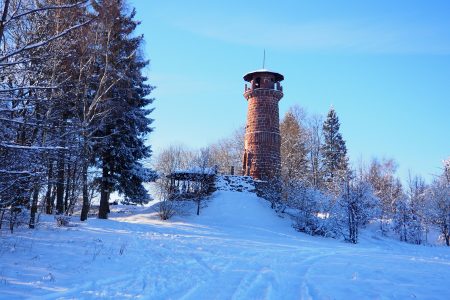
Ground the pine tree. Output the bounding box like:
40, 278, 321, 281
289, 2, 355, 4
90, 0, 156, 218
321, 107, 348, 192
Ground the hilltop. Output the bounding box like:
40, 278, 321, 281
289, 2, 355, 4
1, 181, 449, 299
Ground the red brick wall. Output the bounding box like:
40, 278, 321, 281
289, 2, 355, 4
243, 75, 283, 181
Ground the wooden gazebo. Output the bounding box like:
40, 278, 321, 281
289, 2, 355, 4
167, 167, 217, 200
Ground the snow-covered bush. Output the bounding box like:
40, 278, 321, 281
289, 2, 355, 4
158, 198, 176, 221
287, 184, 333, 236
55, 215, 71, 227
256, 177, 283, 211
0, 205, 29, 233
330, 178, 380, 244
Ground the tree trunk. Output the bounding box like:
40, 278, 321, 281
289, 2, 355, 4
29, 183, 40, 229
196, 199, 200, 216
0, 209, 5, 229
64, 163, 71, 214
67, 162, 78, 215
80, 156, 89, 221
9, 207, 18, 233
0, 0, 11, 46
444, 223, 449, 246
98, 158, 110, 219
45, 162, 54, 214
50, 184, 57, 212
56, 149, 65, 214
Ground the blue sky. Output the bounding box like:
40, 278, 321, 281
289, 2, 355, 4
129, 0, 450, 183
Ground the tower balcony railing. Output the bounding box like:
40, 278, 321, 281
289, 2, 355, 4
244, 82, 283, 93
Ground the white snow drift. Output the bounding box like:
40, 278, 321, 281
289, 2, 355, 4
1, 188, 449, 299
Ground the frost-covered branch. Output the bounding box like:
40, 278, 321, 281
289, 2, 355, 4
0, 85, 58, 92
0, 19, 92, 62
0, 117, 37, 126
0, 143, 68, 150
5, 1, 89, 25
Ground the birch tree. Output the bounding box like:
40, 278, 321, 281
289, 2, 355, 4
0, 0, 90, 230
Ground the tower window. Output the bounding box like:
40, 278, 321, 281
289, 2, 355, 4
255, 77, 260, 88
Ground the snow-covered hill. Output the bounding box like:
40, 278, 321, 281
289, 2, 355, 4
1, 188, 450, 299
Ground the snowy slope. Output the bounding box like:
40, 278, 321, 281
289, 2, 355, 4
1, 188, 450, 300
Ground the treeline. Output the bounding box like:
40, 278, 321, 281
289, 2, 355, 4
0, 0, 155, 232
277, 106, 449, 245
154, 106, 449, 246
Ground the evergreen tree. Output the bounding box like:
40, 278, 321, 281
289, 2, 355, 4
321, 107, 348, 192
90, 0, 156, 218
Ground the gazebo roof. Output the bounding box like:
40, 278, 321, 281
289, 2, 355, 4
167, 167, 217, 181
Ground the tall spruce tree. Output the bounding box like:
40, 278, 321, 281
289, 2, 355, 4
90, 0, 155, 219
321, 107, 348, 192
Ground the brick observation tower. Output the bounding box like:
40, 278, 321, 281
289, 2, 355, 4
242, 69, 284, 181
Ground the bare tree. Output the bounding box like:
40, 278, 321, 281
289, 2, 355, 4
280, 109, 309, 205
365, 158, 403, 234
152, 144, 195, 201
0, 0, 91, 230
332, 171, 380, 244
208, 126, 244, 175
429, 158, 450, 246
194, 148, 213, 215
306, 114, 323, 189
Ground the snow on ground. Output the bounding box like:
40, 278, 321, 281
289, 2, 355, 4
1, 188, 450, 299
